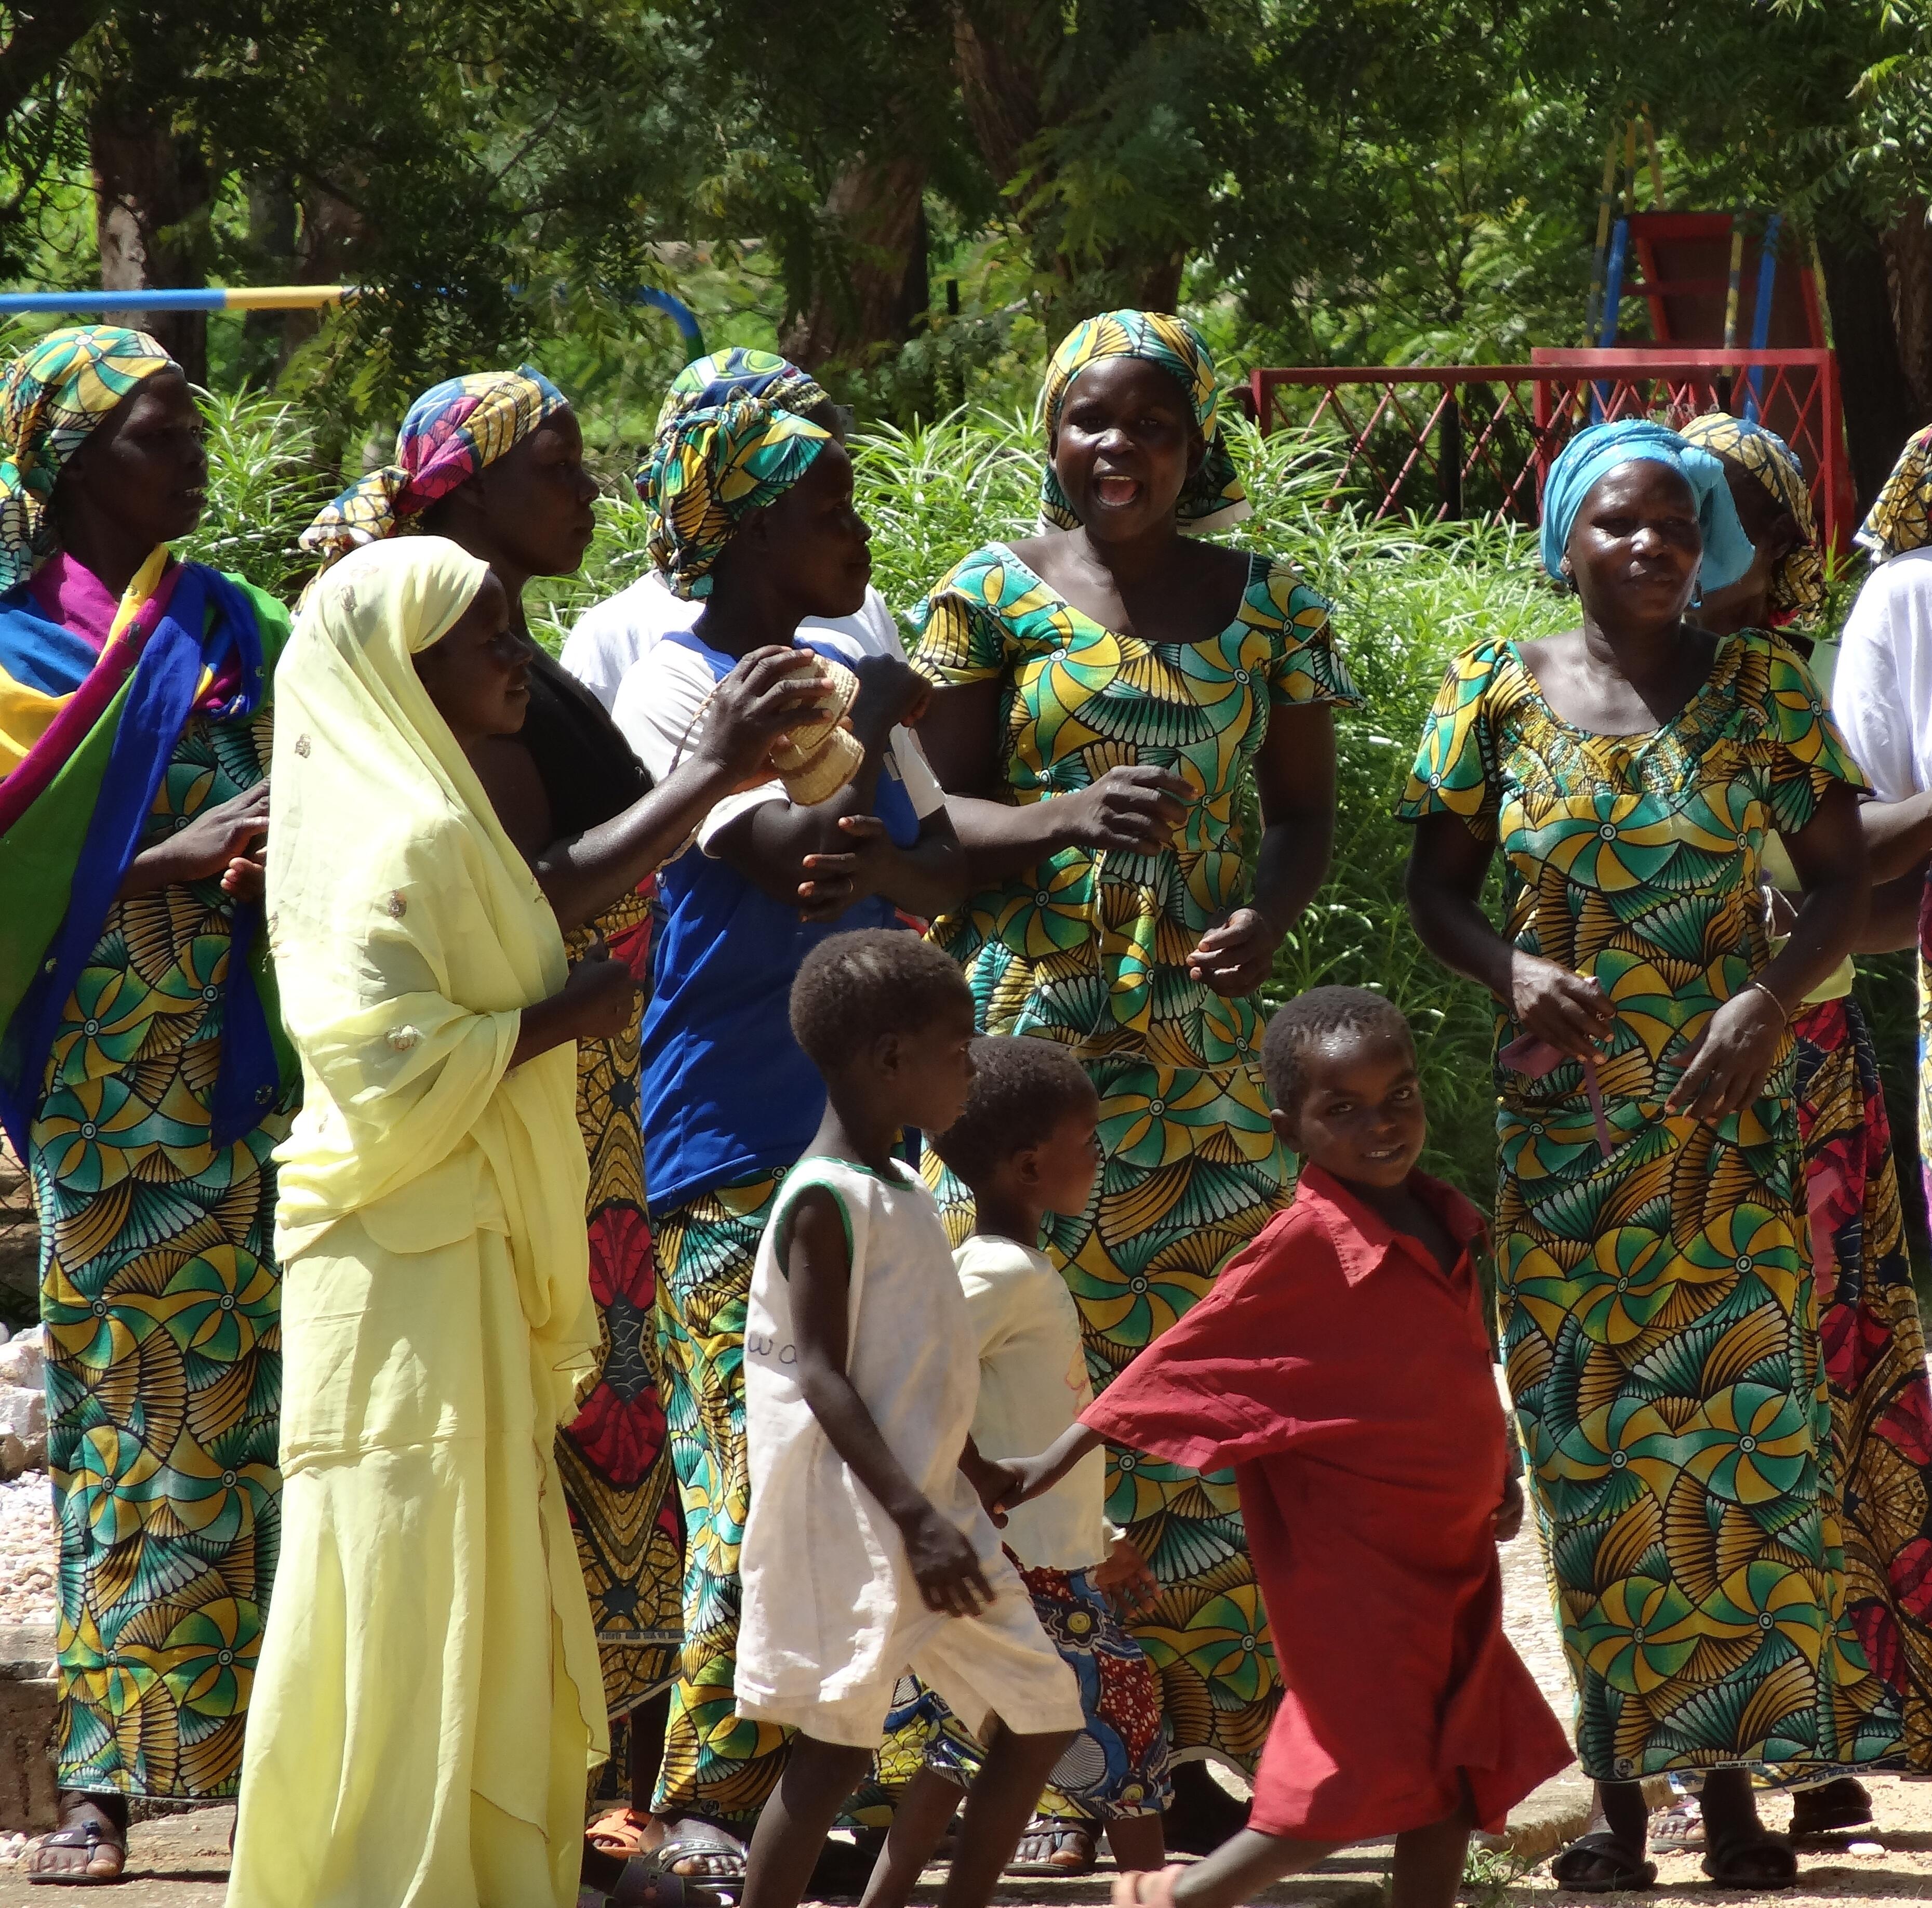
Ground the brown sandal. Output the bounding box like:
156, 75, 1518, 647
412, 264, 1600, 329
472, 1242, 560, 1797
587, 1808, 661, 1860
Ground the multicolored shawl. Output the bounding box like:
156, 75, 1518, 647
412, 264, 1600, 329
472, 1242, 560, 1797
654, 349, 830, 435
1679, 411, 1826, 621
0, 550, 285, 1152
1539, 418, 1755, 592
300, 366, 569, 570
1037, 309, 1248, 535
640, 395, 832, 600
1857, 423, 1932, 563
0, 325, 176, 594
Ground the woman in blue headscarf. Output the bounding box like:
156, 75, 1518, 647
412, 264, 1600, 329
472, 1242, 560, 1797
1402, 419, 1886, 1888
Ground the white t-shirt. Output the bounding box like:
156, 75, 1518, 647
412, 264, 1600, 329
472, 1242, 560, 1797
609, 624, 946, 853
957, 1234, 1111, 1572
1828, 548, 1932, 801
560, 567, 905, 712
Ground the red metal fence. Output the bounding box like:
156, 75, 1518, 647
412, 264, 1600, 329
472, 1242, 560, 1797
1247, 347, 1851, 555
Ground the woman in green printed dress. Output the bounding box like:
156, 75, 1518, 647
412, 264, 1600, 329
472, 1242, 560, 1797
0, 329, 294, 1884
1402, 420, 1888, 1890
909, 311, 1358, 1848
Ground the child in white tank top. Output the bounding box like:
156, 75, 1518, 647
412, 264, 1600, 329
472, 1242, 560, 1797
736, 931, 1080, 1908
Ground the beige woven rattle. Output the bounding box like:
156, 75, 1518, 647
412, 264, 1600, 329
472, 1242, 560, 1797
669, 652, 865, 807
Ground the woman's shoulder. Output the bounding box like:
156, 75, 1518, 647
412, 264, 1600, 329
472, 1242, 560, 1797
922, 541, 1037, 615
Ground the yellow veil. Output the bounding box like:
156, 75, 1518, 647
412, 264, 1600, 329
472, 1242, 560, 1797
265, 536, 595, 1417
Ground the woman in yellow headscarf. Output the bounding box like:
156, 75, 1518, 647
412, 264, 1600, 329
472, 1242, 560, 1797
228, 535, 641, 1908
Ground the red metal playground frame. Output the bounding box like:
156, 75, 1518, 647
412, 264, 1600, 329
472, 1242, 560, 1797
1248, 347, 1851, 556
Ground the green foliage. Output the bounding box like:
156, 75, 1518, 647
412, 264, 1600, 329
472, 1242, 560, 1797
176, 385, 336, 600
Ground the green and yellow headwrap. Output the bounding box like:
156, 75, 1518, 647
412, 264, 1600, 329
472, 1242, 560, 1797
1858, 423, 1932, 564
655, 348, 831, 435
0, 325, 179, 591
1678, 412, 1825, 621
1038, 309, 1247, 535
642, 395, 832, 600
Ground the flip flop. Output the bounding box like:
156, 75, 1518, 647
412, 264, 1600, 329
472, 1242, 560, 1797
1650, 1798, 1704, 1852
1550, 1830, 1657, 1890
1700, 1835, 1797, 1890
24, 1799, 127, 1887
606, 1853, 730, 1908
587, 1809, 661, 1860
1005, 1818, 1097, 1876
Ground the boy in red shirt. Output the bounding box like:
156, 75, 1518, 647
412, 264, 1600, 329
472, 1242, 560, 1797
1002, 986, 1573, 1908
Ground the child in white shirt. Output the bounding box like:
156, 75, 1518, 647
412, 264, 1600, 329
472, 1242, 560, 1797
736, 933, 1082, 1908
861, 1036, 1171, 1905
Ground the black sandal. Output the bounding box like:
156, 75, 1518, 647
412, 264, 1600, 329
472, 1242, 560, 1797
25, 1798, 128, 1887
1550, 1830, 1657, 1890
1789, 1777, 1872, 1838
656, 1820, 748, 1883
1700, 1835, 1797, 1890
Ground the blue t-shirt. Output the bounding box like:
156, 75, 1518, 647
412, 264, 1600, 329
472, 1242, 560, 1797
638, 630, 925, 1213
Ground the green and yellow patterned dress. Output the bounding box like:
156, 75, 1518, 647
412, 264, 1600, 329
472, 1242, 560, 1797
909, 541, 1359, 1776
1398, 630, 1900, 1780
35, 689, 294, 1797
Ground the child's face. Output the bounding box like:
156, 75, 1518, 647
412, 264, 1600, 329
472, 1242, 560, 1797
1271, 1028, 1426, 1189
881, 997, 979, 1136
1027, 1094, 1103, 1217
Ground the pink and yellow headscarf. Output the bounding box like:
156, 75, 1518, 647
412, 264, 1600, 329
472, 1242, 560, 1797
301, 366, 569, 571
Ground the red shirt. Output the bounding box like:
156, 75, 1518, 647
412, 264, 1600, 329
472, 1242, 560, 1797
1083, 1163, 1571, 1840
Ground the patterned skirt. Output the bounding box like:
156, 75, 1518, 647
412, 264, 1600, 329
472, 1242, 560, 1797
558, 887, 682, 1726
1498, 1063, 1900, 1781
888, 1557, 1173, 1819
650, 1170, 791, 1826
929, 1046, 1290, 1778
1803, 994, 1932, 1769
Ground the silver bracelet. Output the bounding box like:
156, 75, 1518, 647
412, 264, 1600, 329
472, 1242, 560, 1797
1744, 979, 1789, 1028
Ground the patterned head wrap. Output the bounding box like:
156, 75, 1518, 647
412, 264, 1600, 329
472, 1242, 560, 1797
1857, 423, 1932, 563
1677, 412, 1824, 620
1539, 419, 1756, 592
640, 395, 833, 601
301, 366, 569, 570
1038, 309, 1247, 534
655, 348, 831, 434
0, 325, 179, 592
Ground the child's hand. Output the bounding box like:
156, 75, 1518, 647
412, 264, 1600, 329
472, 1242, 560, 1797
956, 1438, 1017, 1528
1094, 1534, 1159, 1615
996, 1452, 1059, 1509
900, 1504, 994, 1618
1493, 1475, 1526, 1543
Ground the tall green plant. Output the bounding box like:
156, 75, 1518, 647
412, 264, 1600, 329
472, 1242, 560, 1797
178, 385, 336, 602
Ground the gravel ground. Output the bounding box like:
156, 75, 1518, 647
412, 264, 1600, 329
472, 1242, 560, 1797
0, 1473, 52, 1631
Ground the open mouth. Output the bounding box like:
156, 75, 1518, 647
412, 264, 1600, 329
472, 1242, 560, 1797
1093, 474, 1142, 508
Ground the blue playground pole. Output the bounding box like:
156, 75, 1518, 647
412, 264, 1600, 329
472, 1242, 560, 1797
1745, 213, 1782, 422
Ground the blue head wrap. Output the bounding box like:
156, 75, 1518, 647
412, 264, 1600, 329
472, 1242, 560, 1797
1539, 419, 1755, 593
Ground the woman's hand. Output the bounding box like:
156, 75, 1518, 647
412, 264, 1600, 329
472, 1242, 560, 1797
849, 652, 929, 744
897, 1502, 994, 1618
1068, 764, 1191, 856
122, 781, 271, 900
562, 936, 637, 1039
1493, 1476, 1526, 1544
1665, 986, 1787, 1123
796, 813, 901, 921
1189, 906, 1279, 996
1508, 952, 1612, 1059
694, 646, 834, 791
1094, 1534, 1160, 1615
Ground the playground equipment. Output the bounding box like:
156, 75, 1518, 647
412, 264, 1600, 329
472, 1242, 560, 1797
0, 283, 708, 360
1254, 112, 1856, 554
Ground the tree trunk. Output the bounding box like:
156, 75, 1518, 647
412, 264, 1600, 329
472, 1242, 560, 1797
1817, 220, 1923, 514
89, 97, 210, 383
239, 170, 297, 383
778, 152, 930, 372
1881, 198, 1932, 422
278, 180, 368, 367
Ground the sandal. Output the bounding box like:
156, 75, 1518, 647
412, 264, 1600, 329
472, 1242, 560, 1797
1700, 1834, 1797, 1890
1550, 1830, 1657, 1890
657, 1819, 747, 1883
1006, 1817, 1097, 1876
1650, 1798, 1704, 1853
606, 1853, 729, 1907
588, 1809, 662, 1861
25, 1797, 128, 1886
1112, 1865, 1185, 1908
1789, 1778, 1872, 1838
